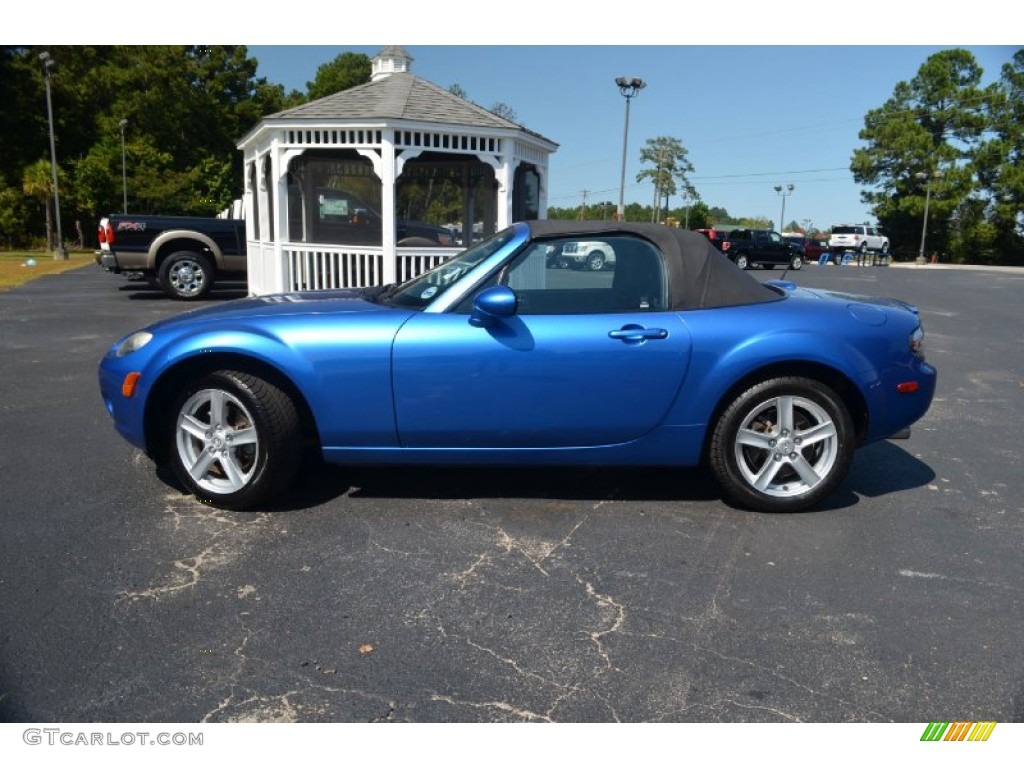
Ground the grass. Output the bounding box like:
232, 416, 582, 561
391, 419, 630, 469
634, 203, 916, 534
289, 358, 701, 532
0, 249, 96, 290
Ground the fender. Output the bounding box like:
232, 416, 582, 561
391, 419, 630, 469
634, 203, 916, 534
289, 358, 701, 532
147, 229, 224, 269
665, 327, 876, 430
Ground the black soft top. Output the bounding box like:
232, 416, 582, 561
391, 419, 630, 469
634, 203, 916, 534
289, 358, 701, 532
525, 220, 782, 310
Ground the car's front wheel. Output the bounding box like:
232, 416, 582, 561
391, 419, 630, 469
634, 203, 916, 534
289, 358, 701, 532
169, 371, 301, 510
709, 377, 854, 512
587, 251, 606, 271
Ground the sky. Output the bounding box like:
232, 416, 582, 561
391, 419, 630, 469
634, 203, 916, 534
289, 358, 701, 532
245, 44, 1018, 232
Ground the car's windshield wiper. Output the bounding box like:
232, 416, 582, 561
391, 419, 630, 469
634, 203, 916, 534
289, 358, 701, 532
366, 283, 400, 304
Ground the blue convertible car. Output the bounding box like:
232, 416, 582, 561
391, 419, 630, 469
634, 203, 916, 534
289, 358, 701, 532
99, 220, 936, 513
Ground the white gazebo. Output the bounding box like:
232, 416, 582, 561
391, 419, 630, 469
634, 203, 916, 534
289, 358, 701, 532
237, 46, 558, 295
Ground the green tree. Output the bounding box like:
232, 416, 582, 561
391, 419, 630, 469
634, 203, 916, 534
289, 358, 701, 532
22, 159, 62, 249
676, 198, 710, 229
851, 48, 990, 260
0, 184, 29, 248
306, 53, 371, 101
973, 49, 1024, 261
636, 136, 696, 223
490, 102, 517, 122
0, 45, 306, 241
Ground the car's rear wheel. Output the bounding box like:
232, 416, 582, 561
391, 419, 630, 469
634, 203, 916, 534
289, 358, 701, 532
790, 254, 803, 270
734, 254, 750, 270
709, 377, 854, 512
169, 371, 301, 510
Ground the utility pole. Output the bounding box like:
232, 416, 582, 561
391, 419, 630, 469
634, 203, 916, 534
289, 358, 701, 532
579, 190, 588, 220
40, 51, 67, 260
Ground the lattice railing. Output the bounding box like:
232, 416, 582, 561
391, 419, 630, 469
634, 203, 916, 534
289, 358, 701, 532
284, 245, 458, 292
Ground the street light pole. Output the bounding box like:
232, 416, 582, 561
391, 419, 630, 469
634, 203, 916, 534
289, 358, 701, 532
119, 119, 128, 214
773, 183, 794, 232
40, 51, 67, 260
615, 76, 646, 222
916, 170, 943, 264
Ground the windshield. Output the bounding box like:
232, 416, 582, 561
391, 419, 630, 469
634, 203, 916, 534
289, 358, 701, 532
383, 227, 517, 309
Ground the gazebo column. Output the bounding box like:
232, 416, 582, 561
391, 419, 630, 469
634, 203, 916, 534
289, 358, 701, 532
241, 157, 261, 294
460, 164, 475, 246
256, 151, 284, 296
268, 139, 293, 294
536, 165, 550, 219
479, 150, 515, 231
357, 144, 396, 285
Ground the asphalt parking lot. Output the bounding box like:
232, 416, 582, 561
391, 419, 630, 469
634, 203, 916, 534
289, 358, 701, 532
1, 261, 1021, 723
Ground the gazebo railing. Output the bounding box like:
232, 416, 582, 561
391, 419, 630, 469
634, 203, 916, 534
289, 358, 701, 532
283, 244, 459, 292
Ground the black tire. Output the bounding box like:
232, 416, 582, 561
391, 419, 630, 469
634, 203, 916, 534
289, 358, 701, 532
160, 250, 213, 300
789, 254, 803, 270
169, 371, 302, 510
587, 251, 606, 271
734, 253, 750, 270
709, 377, 854, 512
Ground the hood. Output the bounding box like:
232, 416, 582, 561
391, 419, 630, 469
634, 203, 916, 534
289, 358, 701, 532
149, 288, 392, 331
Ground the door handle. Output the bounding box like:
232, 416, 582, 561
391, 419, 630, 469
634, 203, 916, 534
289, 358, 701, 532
608, 325, 668, 342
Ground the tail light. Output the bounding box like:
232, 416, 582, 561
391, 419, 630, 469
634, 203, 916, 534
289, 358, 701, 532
909, 325, 924, 358
98, 220, 114, 245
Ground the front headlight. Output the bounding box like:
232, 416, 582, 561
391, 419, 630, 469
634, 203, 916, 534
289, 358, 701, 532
115, 331, 153, 358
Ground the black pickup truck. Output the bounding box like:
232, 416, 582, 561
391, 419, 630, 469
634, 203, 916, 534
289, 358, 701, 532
96, 214, 246, 300
725, 228, 804, 270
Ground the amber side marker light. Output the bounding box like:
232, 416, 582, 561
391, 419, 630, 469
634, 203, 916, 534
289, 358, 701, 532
896, 381, 920, 394
122, 372, 141, 398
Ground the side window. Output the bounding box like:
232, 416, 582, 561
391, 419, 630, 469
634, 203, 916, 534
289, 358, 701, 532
463, 235, 667, 315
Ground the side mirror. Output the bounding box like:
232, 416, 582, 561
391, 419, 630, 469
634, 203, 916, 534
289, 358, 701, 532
469, 285, 517, 327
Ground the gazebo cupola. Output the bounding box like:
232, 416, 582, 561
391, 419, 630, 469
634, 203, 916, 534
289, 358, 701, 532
371, 46, 412, 80
237, 46, 559, 296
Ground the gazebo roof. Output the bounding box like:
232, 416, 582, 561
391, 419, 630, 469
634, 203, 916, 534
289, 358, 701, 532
262, 72, 557, 147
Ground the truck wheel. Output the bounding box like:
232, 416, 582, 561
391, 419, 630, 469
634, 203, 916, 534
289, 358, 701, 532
734, 254, 749, 270
587, 251, 606, 271
160, 251, 213, 300
789, 254, 803, 270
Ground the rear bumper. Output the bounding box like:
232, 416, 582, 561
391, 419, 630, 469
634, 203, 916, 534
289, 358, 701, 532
96, 249, 121, 272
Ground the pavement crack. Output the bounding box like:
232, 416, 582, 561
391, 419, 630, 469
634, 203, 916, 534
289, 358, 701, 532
577, 576, 626, 671
429, 694, 552, 722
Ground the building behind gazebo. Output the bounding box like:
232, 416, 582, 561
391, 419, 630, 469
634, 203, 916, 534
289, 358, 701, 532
237, 47, 558, 296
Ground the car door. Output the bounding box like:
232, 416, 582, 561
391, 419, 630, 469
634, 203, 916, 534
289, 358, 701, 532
764, 231, 790, 263
391, 235, 692, 449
